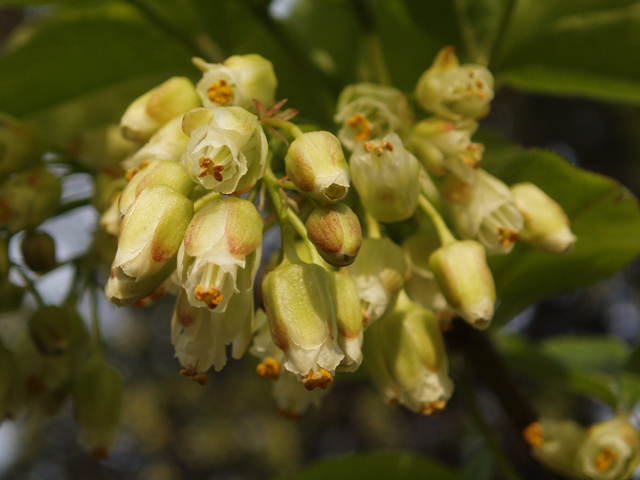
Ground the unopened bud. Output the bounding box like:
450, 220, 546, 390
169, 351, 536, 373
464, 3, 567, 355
285, 131, 350, 203
28, 305, 85, 355
306, 203, 362, 266
120, 77, 200, 142
0, 167, 61, 233
113, 185, 193, 282
106, 259, 175, 307
119, 159, 194, 216
344, 237, 408, 326
350, 134, 421, 222
415, 46, 494, 120
21, 230, 57, 273
72, 359, 123, 459
511, 183, 576, 255
524, 419, 587, 478
194, 54, 277, 112
262, 250, 344, 385
429, 240, 495, 329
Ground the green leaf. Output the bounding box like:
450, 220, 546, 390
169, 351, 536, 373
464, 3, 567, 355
476, 130, 640, 326
498, 334, 620, 408
0, 15, 195, 118
620, 372, 640, 407
288, 452, 465, 480
541, 336, 631, 375
494, 1, 640, 104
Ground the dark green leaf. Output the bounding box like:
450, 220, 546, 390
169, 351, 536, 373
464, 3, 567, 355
476, 131, 640, 326
288, 451, 464, 480
541, 336, 631, 375
0, 15, 195, 117
498, 334, 620, 408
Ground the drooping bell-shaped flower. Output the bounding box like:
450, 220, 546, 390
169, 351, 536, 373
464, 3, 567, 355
343, 237, 408, 326
350, 133, 421, 223
105, 260, 176, 307
441, 169, 523, 255
363, 291, 454, 415
177, 196, 262, 312
334, 83, 411, 151
194, 54, 277, 113
181, 106, 268, 195
415, 46, 494, 120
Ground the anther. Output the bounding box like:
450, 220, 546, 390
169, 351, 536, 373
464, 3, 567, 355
198, 157, 225, 181
347, 113, 373, 142
497, 227, 518, 246
207, 79, 233, 105
523, 422, 544, 448
195, 284, 223, 309
595, 447, 617, 472
302, 368, 333, 391
256, 357, 281, 380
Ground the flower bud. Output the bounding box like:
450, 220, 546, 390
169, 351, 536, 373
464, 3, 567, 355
441, 169, 523, 255
262, 247, 344, 388
415, 46, 494, 120
350, 134, 421, 223
0, 279, 25, 313
122, 115, 191, 170
72, 124, 140, 170
364, 291, 454, 415
429, 240, 495, 329
511, 183, 577, 255
194, 54, 277, 112
118, 159, 195, 216
100, 201, 122, 237
178, 197, 262, 312
408, 118, 483, 180
106, 259, 175, 307
0, 340, 16, 419
344, 237, 408, 326
120, 77, 200, 142
578, 417, 640, 480
285, 131, 350, 203
113, 184, 193, 282
403, 232, 453, 319
326, 271, 363, 372
0, 167, 61, 233
21, 230, 57, 273
93, 170, 126, 215
0, 114, 46, 177
181, 106, 268, 195
72, 358, 123, 459
28, 305, 86, 355
334, 83, 411, 151
306, 203, 362, 266
523, 419, 587, 478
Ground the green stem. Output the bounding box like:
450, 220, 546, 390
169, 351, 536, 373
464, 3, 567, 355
194, 191, 222, 212
56, 197, 92, 216
452, 0, 481, 63
487, 0, 519, 70
459, 366, 524, 480
418, 195, 456, 246
288, 208, 325, 266
246, 183, 260, 204
122, 0, 217, 61
366, 33, 392, 86
12, 264, 44, 308
365, 211, 381, 239
263, 119, 304, 140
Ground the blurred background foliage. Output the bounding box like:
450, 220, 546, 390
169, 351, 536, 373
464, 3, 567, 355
4, 0, 640, 479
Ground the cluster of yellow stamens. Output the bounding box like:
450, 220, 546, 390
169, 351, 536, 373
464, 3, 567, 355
363, 140, 394, 156
180, 364, 208, 385
256, 357, 281, 380
302, 368, 333, 391
594, 447, 617, 472
195, 284, 223, 309
462, 142, 484, 168
348, 113, 373, 142
420, 399, 447, 417
498, 226, 518, 246
465, 70, 489, 100
207, 79, 233, 105
198, 157, 225, 181
523, 422, 544, 448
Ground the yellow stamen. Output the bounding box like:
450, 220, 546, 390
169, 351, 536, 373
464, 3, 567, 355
420, 399, 447, 417
497, 227, 518, 246
256, 357, 281, 380
124, 160, 150, 182
195, 284, 223, 309
595, 447, 617, 472
363, 140, 394, 156
523, 422, 544, 448
179, 364, 208, 385
302, 368, 333, 391
198, 157, 226, 181
207, 79, 233, 105
347, 113, 373, 142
